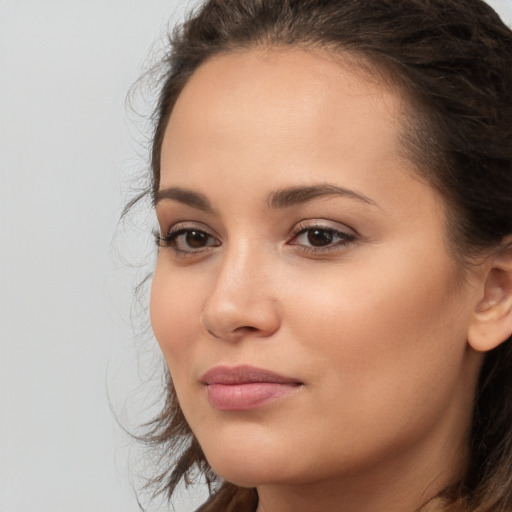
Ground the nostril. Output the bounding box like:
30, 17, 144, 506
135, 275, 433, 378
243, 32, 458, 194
206, 328, 221, 339
206, 325, 261, 340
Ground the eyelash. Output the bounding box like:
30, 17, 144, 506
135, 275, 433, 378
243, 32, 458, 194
288, 223, 356, 254
155, 222, 357, 257
154, 223, 220, 256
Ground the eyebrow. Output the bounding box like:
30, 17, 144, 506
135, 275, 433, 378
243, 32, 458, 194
268, 184, 379, 209
153, 187, 214, 212
153, 183, 378, 212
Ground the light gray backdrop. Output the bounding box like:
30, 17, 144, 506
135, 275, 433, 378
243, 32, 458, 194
1, 1, 511, 511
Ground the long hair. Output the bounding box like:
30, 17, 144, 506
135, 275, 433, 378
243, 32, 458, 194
138, 1, 512, 510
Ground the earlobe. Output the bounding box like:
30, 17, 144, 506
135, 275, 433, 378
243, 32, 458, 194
468, 243, 512, 352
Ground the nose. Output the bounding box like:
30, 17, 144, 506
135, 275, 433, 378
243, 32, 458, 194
200, 244, 281, 342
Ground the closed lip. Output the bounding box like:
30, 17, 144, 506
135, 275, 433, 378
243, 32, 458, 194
200, 365, 303, 386
201, 365, 303, 411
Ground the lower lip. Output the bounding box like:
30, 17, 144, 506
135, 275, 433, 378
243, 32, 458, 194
205, 382, 300, 411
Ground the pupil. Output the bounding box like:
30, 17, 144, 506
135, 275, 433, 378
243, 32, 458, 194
186, 231, 208, 248
307, 229, 333, 246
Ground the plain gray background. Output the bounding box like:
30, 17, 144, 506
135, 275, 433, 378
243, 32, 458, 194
1, 1, 511, 511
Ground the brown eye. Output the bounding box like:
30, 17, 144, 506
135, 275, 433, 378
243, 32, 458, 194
307, 229, 334, 247
186, 230, 210, 248
289, 224, 356, 252
159, 226, 220, 254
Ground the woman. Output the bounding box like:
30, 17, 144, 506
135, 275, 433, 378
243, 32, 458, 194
138, 0, 512, 510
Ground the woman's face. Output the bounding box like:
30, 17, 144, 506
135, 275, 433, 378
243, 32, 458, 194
151, 49, 484, 494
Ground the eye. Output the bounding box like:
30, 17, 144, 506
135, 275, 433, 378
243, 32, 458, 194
156, 224, 220, 255
289, 223, 356, 251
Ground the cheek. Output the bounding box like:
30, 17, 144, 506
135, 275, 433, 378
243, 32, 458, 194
285, 247, 470, 424
150, 262, 202, 373
294, 242, 465, 348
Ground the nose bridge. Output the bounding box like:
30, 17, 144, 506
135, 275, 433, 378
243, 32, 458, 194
201, 238, 280, 340
219, 239, 263, 295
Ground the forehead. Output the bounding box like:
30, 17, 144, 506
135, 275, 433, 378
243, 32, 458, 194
161, 47, 408, 176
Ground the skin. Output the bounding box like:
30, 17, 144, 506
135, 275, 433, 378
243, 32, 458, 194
150, 49, 489, 512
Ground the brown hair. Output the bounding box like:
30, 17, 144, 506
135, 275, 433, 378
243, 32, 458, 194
137, 1, 512, 511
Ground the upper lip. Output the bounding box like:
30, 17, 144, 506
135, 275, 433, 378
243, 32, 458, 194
200, 365, 302, 385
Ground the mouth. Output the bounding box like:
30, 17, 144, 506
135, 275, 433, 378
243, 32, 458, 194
200, 365, 303, 411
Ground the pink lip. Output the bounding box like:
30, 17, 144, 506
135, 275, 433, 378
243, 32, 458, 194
201, 365, 303, 411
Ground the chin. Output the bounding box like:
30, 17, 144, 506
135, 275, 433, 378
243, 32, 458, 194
197, 427, 300, 487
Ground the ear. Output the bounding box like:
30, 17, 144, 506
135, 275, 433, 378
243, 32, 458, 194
468, 242, 512, 352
